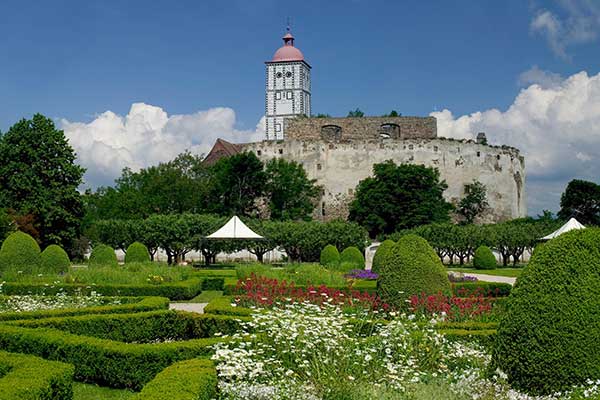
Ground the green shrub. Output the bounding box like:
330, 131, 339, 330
493, 228, 600, 395
0, 231, 41, 274
376, 234, 451, 308
452, 282, 511, 297
124, 242, 150, 263
339, 246, 365, 268
204, 296, 253, 317
472, 245, 496, 269
88, 244, 118, 267
40, 244, 70, 274
135, 358, 217, 400
371, 239, 395, 274
0, 351, 74, 400
320, 244, 340, 266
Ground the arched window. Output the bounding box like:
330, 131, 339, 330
320, 125, 343, 142
379, 123, 400, 139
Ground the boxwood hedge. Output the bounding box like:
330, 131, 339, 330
0, 231, 41, 274
124, 242, 150, 264
40, 244, 71, 274
473, 245, 497, 269
88, 244, 117, 267
0, 351, 74, 400
319, 244, 340, 266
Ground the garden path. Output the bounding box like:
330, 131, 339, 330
465, 273, 516, 285
168, 303, 208, 313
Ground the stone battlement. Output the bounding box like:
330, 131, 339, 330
285, 116, 437, 141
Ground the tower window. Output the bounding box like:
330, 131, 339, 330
286, 71, 292, 78
278, 149, 283, 155
275, 123, 281, 132
276, 72, 282, 78
257, 150, 262, 156
477, 151, 481, 157
317, 163, 322, 170
275, 92, 281, 100
286, 91, 293, 99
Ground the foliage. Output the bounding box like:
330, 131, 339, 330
0, 209, 14, 244
557, 179, 600, 225
235, 263, 348, 287
494, 228, 600, 395
264, 158, 321, 220
371, 239, 396, 274
452, 282, 512, 297
382, 110, 400, 117
409, 292, 496, 322
347, 108, 365, 117
473, 245, 497, 269
124, 242, 150, 263
0, 291, 108, 314
0, 114, 85, 252
457, 180, 489, 224
88, 244, 118, 267
134, 358, 217, 400
0, 231, 41, 274
320, 244, 340, 266
376, 234, 451, 308
349, 161, 453, 237
40, 244, 70, 274
339, 246, 365, 269
0, 351, 74, 400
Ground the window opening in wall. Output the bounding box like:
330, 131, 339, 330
257, 150, 262, 156
408, 144, 414, 150
477, 151, 481, 157
379, 123, 400, 139
497, 155, 501, 160
320, 125, 342, 142
286, 91, 293, 99
321, 202, 326, 217
278, 149, 283, 155
275, 123, 281, 132
275, 92, 281, 100
286, 71, 292, 78
276, 72, 282, 78
317, 163, 322, 170
348, 188, 353, 195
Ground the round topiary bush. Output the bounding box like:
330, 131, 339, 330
472, 245, 497, 269
340, 246, 365, 268
40, 244, 70, 274
371, 239, 396, 273
376, 234, 451, 308
125, 242, 151, 263
493, 228, 600, 395
88, 244, 118, 267
320, 244, 340, 267
0, 231, 41, 274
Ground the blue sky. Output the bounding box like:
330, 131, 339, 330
1, 0, 599, 215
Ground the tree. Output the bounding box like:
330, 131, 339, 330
558, 179, 600, 225
0, 114, 85, 252
347, 108, 364, 118
0, 209, 14, 244
207, 152, 267, 217
382, 110, 400, 117
264, 158, 321, 220
457, 180, 488, 224
348, 161, 453, 237
315, 113, 331, 118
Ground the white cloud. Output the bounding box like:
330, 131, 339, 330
531, 1, 600, 60
61, 103, 265, 188
518, 65, 564, 89
432, 70, 600, 215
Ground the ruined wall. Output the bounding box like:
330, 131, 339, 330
241, 138, 526, 222
285, 116, 437, 141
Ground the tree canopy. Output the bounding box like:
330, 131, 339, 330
457, 180, 489, 224
557, 179, 600, 225
348, 161, 453, 237
0, 114, 85, 251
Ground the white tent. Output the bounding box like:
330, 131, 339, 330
206, 216, 264, 240
541, 217, 585, 240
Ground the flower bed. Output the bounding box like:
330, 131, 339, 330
409, 291, 500, 322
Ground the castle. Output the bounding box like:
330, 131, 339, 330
205, 28, 526, 222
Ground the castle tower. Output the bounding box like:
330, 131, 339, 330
265, 26, 311, 140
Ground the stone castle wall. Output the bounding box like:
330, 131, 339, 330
241, 138, 526, 222
285, 116, 437, 141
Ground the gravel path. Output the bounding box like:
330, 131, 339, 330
169, 303, 208, 313
464, 273, 516, 285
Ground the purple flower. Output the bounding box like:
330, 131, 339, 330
345, 269, 379, 280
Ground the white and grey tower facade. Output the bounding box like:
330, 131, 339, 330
265, 28, 311, 140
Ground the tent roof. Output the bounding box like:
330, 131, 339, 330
206, 216, 264, 240
541, 217, 585, 240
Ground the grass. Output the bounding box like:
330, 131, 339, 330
235, 263, 349, 286
448, 267, 522, 278
184, 290, 223, 303
73, 383, 136, 400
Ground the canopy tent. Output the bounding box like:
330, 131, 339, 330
540, 217, 585, 240
206, 216, 264, 240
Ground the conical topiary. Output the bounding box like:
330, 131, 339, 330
371, 239, 396, 273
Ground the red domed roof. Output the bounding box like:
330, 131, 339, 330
269, 29, 306, 63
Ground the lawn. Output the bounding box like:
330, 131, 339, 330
448, 267, 523, 278
73, 383, 135, 400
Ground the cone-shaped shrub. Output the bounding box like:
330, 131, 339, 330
371, 239, 396, 273
88, 244, 118, 267
340, 246, 365, 268
376, 234, 451, 308
319, 244, 340, 266
0, 231, 41, 274
125, 242, 150, 263
473, 245, 496, 269
40, 244, 70, 274
493, 228, 600, 395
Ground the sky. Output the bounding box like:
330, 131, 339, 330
0, 0, 599, 216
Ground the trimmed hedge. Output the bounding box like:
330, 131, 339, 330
371, 239, 395, 273
222, 279, 378, 296
40, 245, 70, 274
320, 244, 340, 266
452, 281, 512, 297
88, 244, 117, 267
204, 296, 254, 316
0, 278, 205, 300
377, 234, 451, 308
0, 296, 169, 322
0, 231, 41, 274
473, 245, 497, 269
0, 350, 74, 400
125, 242, 150, 263
0, 325, 223, 390
134, 358, 217, 400
8, 310, 247, 343
494, 228, 600, 395
340, 246, 365, 268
